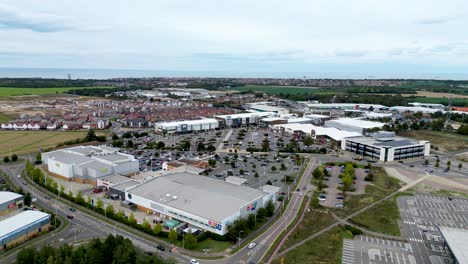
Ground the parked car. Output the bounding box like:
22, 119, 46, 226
335, 203, 344, 208
156, 245, 166, 251
336, 196, 344, 200
93, 188, 103, 193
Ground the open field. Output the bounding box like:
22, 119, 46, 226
280, 209, 337, 250
0, 131, 87, 156
273, 226, 353, 264
402, 91, 468, 99
0, 86, 112, 97
229, 85, 332, 95
0, 112, 12, 123
407, 96, 468, 105
350, 192, 413, 236
398, 130, 468, 152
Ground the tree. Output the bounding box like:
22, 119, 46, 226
112, 133, 119, 140
254, 172, 259, 178
11, 154, 18, 162
24, 192, 32, 206
265, 200, 275, 217
184, 232, 198, 249
179, 140, 191, 151
208, 159, 216, 167
280, 163, 287, 171
457, 124, 468, 135
85, 129, 97, 142
112, 140, 124, 148
76, 191, 85, 205
447, 160, 451, 166
3, 156, 9, 163
230, 161, 236, 168
129, 212, 136, 223
153, 223, 163, 235
16, 247, 35, 264
127, 140, 134, 148
247, 214, 256, 229
106, 204, 115, 216
303, 136, 314, 147
424, 159, 429, 166
168, 230, 178, 243
96, 198, 104, 211
239, 169, 244, 175
271, 166, 277, 172
266, 180, 272, 185
35, 153, 42, 163
196, 142, 205, 151
431, 120, 444, 131
435, 161, 440, 168
459, 163, 463, 170
156, 141, 165, 150
142, 218, 151, 230
312, 167, 323, 180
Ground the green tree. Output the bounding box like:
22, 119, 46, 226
3, 156, 9, 163
96, 198, 104, 211
230, 161, 236, 168
239, 169, 244, 175
247, 214, 256, 229
424, 159, 429, 166
112, 133, 119, 140
313, 167, 324, 179
85, 129, 97, 142
254, 172, 259, 178
24, 192, 32, 206
184, 232, 198, 249
303, 136, 314, 147
265, 200, 275, 217
156, 141, 165, 149
16, 247, 35, 264
447, 160, 451, 166
458, 163, 463, 169
35, 153, 42, 163
266, 180, 272, 185
11, 154, 18, 162
280, 163, 287, 171
168, 230, 178, 243
129, 212, 136, 223
435, 161, 440, 168
271, 165, 277, 172
76, 191, 85, 205
153, 223, 163, 235
106, 204, 115, 216
208, 159, 216, 167
457, 124, 468, 135
142, 218, 151, 230
196, 142, 205, 151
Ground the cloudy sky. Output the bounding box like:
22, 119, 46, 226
1, 0, 467, 76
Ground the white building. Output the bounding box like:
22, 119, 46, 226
42, 146, 139, 184
341, 132, 430, 162
408, 102, 445, 110
272, 123, 361, 144
305, 103, 387, 111
125, 171, 278, 235
389, 106, 446, 114
155, 118, 219, 134
439, 226, 468, 264
325, 118, 386, 134
215, 112, 275, 128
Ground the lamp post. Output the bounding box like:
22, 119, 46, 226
238, 230, 243, 248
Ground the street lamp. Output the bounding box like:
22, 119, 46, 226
238, 230, 243, 248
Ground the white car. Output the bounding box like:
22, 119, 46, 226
299, 192, 304, 196
189, 259, 199, 264
248, 242, 257, 249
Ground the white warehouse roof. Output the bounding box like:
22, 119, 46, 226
0, 211, 50, 239
0, 191, 23, 205
156, 118, 219, 127
215, 112, 275, 119
439, 226, 468, 264
389, 106, 446, 114
326, 118, 386, 129
273, 123, 361, 141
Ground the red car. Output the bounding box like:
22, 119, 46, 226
93, 188, 102, 193
67, 215, 74, 219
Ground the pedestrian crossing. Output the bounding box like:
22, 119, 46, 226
342, 239, 355, 264
408, 238, 424, 243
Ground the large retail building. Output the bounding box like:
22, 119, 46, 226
155, 118, 219, 134
42, 146, 139, 185
0, 211, 50, 250
125, 171, 279, 235
0, 192, 23, 213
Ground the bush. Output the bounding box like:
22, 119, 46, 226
344, 225, 363, 236
11, 154, 18, 162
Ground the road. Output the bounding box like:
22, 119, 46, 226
208, 156, 318, 264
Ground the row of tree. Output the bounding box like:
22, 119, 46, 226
2, 154, 18, 163
17, 234, 171, 264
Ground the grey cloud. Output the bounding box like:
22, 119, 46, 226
415, 16, 457, 25
0, 4, 74, 32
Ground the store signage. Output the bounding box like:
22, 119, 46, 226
246, 201, 258, 211
208, 220, 222, 230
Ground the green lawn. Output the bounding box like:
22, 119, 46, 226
0, 112, 12, 123
409, 96, 468, 106
0, 86, 113, 97
273, 226, 353, 264
230, 85, 332, 95
192, 239, 232, 253
398, 130, 468, 152
350, 192, 413, 236
280, 209, 337, 250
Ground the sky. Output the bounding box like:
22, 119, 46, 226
1, 0, 468, 76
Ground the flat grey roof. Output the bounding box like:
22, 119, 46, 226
0, 192, 23, 205
78, 160, 112, 173
128, 172, 267, 222
95, 153, 130, 162
439, 226, 468, 264
100, 174, 133, 185
49, 151, 92, 165
346, 136, 422, 148
111, 180, 141, 192
0, 211, 50, 240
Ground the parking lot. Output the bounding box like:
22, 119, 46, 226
319, 165, 369, 208
205, 152, 301, 192
397, 194, 468, 264
342, 236, 415, 264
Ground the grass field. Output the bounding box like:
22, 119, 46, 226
280, 209, 337, 250
273, 226, 353, 264
0, 112, 12, 123
407, 96, 468, 105
350, 192, 413, 236
230, 85, 332, 95
0, 131, 87, 156
402, 91, 468, 99
398, 130, 468, 152
0, 86, 112, 97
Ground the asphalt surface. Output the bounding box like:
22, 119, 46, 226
343, 236, 415, 264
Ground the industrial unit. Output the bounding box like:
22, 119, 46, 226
439, 226, 468, 264
325, 118, 386, 134
0, 211, 50, 250
155, 118, 219, 134
215, 112, 275, 128
42, 146, 139, 184
125, 171, 279, 235
0, 192, 23, 213
341, 131, 430, 162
